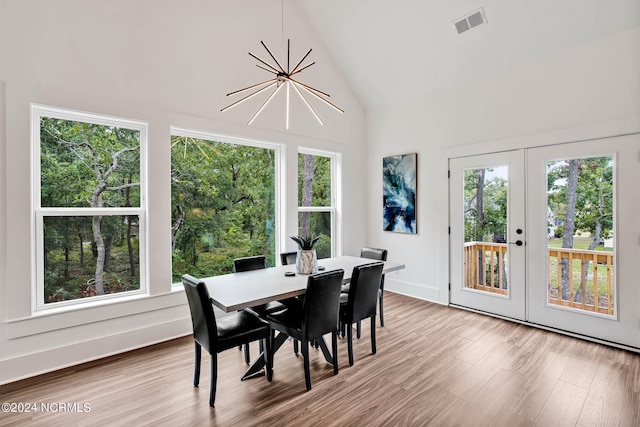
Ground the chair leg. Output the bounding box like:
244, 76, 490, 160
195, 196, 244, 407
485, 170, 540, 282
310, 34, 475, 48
269, 329, 276, 371
243, 343, 250, 365
194, 342, 202, 387
265, 337, 273, 382
347, 323, 354, 366
302, 338, 312, 391
331, 331, 338, 375
379, 293, 384, 327
371, 315, 377, 355
209, 354, 218, 407
356, 321, 361, 339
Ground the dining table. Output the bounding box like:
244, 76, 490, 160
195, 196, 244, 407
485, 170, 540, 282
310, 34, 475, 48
201, 255, 406, 380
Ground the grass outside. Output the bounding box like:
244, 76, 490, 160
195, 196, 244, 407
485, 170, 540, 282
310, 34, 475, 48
547, 236, 612, 252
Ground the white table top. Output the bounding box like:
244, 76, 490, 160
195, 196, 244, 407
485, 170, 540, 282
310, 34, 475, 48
203, 255, 405, 313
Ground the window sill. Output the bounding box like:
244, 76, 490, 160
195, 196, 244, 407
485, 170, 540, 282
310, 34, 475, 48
6, 291, 187, 339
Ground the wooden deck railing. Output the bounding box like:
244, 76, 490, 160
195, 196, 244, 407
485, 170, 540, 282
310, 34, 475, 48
547, 247, 613, 315
463, 242, 508, 296
463, 242, 614, 315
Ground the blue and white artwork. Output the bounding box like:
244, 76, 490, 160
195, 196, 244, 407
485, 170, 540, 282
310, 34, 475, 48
383, 153, 417, 233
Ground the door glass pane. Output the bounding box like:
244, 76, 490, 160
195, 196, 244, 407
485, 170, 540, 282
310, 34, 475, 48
463, 166, 509, 295
546, 156, 614, 315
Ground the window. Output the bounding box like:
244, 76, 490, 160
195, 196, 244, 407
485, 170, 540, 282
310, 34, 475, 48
298, 149, 338, 259
170, 129, 280, 281
33, 105, 146, 310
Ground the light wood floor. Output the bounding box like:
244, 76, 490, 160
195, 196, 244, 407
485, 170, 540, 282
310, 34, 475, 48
2, 292, 640, 426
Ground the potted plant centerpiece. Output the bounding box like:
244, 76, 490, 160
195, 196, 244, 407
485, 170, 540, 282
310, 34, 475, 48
290, 234, 320, 274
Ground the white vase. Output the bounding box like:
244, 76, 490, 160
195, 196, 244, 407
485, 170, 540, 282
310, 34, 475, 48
296, 249, 318, 274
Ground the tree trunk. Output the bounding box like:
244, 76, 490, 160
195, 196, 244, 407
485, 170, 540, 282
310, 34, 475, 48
79, 232, 84, 267
64, 245, 70, 279
171, 205, 185, 251
300, 154, 314, 236
561, 159, 579, 300
92, 215, 106, 295
476, 169, 485, 286
125, 179, 136, 279
576, 219, 603, 303
127, 217, 135, 279
104, 234, 113, 271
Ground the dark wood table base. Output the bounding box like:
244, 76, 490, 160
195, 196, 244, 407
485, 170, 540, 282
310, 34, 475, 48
241, 332, 334, 380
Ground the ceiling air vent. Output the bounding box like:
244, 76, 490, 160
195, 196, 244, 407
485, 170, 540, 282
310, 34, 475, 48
453, 8, 487, 34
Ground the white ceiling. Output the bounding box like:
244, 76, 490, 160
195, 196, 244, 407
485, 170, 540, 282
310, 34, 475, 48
297, 0, 640, 111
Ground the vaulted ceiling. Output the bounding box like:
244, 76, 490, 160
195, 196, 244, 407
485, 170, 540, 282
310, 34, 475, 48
298, 0, 640, 111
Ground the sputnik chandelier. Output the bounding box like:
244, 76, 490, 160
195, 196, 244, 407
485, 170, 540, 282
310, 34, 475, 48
221, 38, 344, 128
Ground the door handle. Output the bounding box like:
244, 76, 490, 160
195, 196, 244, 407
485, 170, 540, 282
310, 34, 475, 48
508, 240, 524, 246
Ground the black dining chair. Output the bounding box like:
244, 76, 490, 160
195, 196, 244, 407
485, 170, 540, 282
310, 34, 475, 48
280, 251, 297, 266
339, 262, 384, 366
266, 269, 344, 391
233, 255, 288, 363
341, 248, 388, 337
182, 274, 272, 407
280, 251, 303, 354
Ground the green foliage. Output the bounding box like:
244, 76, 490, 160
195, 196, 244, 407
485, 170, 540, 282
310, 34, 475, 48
298, 154, 331, 207
170, 137, 277, 281
290, 235, 321, 250
314, 234, 331, 259
39, 116, 141, 303
463, 168, 507, 243
547, 157, 613, 244
40, 117, 141, 208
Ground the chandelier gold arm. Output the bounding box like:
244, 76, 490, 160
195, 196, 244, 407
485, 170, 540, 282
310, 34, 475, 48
226, 78, 277, 97
260, 41, 286, 73
221, 80, 278, 112
257, 65, 278, 75
289, 48, 312, 75
290, 79, 344, 114
289, 61, 315, 76
284, 77, 331, 98
249, 52, 282, 74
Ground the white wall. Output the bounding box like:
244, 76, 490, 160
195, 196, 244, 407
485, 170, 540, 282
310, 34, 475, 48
367, 26, 640, 304
0, 0, 366, 384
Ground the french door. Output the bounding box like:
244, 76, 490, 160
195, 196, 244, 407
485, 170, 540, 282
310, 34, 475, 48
449, 134, 640, 348
449, 150, 526, 321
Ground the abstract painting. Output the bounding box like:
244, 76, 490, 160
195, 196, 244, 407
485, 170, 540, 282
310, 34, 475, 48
383, 153, 417, 233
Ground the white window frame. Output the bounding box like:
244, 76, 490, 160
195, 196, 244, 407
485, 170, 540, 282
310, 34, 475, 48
297, 148, 341, 257
32, 104, 148, 312
169, 127, 283, 284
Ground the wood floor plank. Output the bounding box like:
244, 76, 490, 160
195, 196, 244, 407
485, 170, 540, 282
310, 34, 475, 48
577, 360, 640, 427
535, 380, 588, 427
491, 409, 535, 427
1, 293, 640, 426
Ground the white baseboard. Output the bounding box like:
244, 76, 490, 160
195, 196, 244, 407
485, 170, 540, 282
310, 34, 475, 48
385, 278, 443, 304
0, 317, 192, 386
